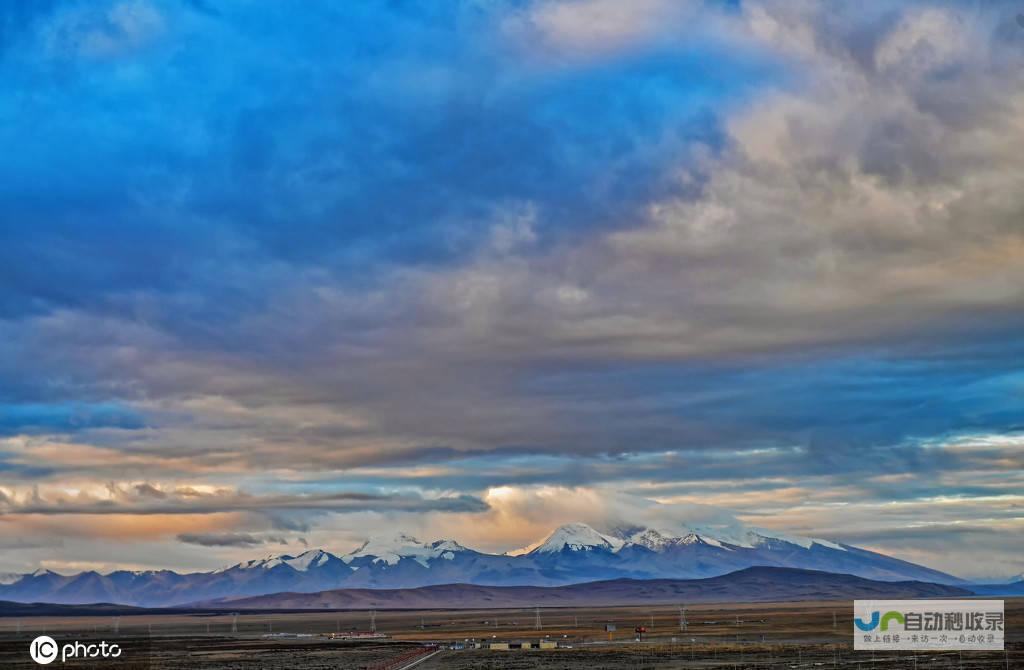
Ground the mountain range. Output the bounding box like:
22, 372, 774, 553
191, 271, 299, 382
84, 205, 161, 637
200, 566, 973, 610
0, 522, 968, 607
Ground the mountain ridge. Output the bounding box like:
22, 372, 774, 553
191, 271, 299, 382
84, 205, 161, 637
0, 522, 965, 607
194, 566, 973, 610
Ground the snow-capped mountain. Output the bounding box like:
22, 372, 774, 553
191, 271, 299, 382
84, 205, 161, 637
218, 548, 337, 573
528, 522, 624, 554
343, 533, 468, 567
0, 523, 965, 607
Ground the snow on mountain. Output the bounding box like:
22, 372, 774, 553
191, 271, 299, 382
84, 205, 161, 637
623, 528, 671, 550
747, 528, 847, 552
529, 523, 624, 554
608, 522, 847, 553
0, 522, 960, 607
520, 521, 847, 557
217, 555, 282, 572
217, 548, 335, 573
280, 549, 333, 571
0, 572, 23, 585
344, 533, 469, 566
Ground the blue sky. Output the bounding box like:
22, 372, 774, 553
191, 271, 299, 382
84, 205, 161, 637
0, 0, 1023, 578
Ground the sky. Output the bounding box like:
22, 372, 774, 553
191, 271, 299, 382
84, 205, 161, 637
0, 0, 1022, 580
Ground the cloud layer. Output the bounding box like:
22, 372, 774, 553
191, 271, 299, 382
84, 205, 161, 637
1, 0, 1022, 578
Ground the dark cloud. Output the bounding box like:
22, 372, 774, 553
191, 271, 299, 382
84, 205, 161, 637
177, 532, 279, 548
132, 482, 167, 499
0, 486, 489, 517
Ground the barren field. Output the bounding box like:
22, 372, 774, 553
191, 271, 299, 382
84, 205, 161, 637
0, 598, 1019, 668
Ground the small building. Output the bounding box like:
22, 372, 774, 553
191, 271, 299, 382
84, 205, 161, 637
485, 639, 558, 651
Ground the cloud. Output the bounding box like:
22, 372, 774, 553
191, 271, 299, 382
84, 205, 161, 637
177, 532, 287, 548
0, 481, 488, 517
508, 0, 701, 59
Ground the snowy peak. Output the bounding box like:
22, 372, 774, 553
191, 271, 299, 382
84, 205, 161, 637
0, 523, 962, 607
281, 549, 335, 571
620, 528, 676, 550
428, 539, 469, 555
219, 548, 339, 573
29, 568, 60, 578
604, 524, 847, 554
530, 523, 624, 554
344, 533, 469, 566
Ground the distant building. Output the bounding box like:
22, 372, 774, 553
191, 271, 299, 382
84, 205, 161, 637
484, 640, 559, 651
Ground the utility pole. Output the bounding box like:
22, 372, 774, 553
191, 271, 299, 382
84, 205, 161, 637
535, 607, 541, 631
679, 604, 687, 632
231, 613, 238, 634
370, 610, 377, 633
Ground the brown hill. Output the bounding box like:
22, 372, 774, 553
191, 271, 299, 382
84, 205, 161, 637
198, 566, 972, 610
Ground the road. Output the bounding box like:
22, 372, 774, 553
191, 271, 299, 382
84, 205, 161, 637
392, 647, 444, 670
